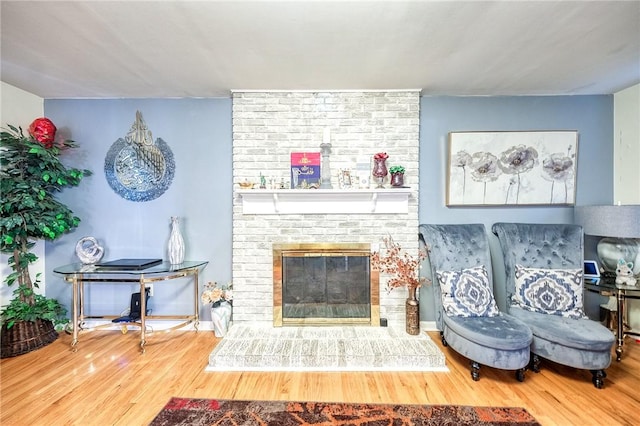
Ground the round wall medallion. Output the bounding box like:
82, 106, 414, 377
104, 111, 175, 202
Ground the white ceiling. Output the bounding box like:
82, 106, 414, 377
1, 1, 639, 99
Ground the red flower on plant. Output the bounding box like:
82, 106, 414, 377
373, 152, 389, 160
28, 117, 57, 148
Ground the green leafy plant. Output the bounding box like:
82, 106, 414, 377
389, 165, 405, 174
0, 119, 91, 328
2, 285, 67, 329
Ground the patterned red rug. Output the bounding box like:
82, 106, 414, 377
149, 397, 541, 425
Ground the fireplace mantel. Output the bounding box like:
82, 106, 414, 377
236, 188, 413, 214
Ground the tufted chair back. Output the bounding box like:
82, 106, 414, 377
491, 222, 584, 314
419, 224, 493, 330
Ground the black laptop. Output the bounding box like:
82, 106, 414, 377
96, 258, 163, 270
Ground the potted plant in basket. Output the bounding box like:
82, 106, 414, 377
0, 118, 91, 358
371, 235, 428, 335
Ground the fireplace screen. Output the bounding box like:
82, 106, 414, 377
273, 243, 380, 326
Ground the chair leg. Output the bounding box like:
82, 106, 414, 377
440, 331, 448, 347
515, 368, 526, 382
528, 353, 541, 373
591, 370, 606, 389
471, 361, 480, 381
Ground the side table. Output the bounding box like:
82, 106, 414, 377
54, 260, 208, 353
585, 278, 640, 361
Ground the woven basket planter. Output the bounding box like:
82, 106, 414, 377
1, 319, 58, 358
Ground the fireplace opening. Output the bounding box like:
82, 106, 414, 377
273, 243, 380, 326
284, 255, 370, 319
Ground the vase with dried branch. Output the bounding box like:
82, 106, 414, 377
371, 235, 429, 335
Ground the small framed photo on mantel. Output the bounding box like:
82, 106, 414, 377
446, 130, 578, 206
339, 169, 352, 189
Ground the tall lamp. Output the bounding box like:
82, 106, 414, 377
574, 205, 640, 278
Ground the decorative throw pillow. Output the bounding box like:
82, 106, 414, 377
513, 264, 584, 319
436, 265, 500, 317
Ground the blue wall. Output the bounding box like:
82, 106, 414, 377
418, 95, 613, 318
44, 98, 232, 317
43, 95, 613, 321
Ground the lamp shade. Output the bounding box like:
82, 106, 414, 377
574, 205, 640, 276
574, 205, 640, 238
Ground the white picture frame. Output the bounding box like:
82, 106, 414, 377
447, 131, 578, 206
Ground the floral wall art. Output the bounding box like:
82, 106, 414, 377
447, 131, 578, 206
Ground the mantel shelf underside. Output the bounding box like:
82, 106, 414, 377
236, 188, 413, 215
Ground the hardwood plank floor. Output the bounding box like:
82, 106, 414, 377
1, 329, 638, 425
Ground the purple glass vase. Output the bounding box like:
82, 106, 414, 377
372, 158, 388, 188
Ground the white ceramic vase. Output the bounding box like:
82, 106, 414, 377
211, 301, 232, 337
168, 216, 185, 265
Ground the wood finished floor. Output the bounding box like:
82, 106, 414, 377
1, 329, 638, 426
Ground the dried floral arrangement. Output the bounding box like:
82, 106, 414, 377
201, 282, 233, 308
371, 235, 429, 294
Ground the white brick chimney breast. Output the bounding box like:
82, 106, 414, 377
232, 91, 420, 327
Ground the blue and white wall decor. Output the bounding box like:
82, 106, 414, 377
104, 111, 175, 202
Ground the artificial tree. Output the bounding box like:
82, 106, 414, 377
0, 118, 91, 357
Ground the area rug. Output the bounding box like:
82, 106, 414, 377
206, 325, 447, 372
149, 398, 541, 426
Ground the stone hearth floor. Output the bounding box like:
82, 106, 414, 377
206, 325, 448, 372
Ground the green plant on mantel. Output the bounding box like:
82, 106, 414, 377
389, 165, 405, 174
0, 118, 91, 329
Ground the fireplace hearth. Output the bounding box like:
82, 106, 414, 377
273, 243, 380, 326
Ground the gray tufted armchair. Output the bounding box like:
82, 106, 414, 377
420, 224, 532, 382
492, 222, 615, 389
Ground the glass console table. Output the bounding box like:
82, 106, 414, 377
54, 261, 208, 353
584, 278, 640, 361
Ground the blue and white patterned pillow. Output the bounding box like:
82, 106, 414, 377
514, 264, 585, 319
436, 265, 500, 317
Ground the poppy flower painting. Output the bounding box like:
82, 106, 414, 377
447, 131, 578, 206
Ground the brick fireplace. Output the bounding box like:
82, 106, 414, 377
232, 91, 420, 327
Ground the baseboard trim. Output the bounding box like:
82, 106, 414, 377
78, 319, 438, 333
420, 320, 437, 331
